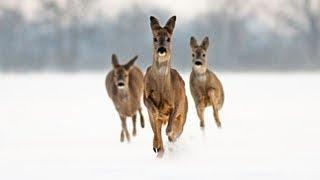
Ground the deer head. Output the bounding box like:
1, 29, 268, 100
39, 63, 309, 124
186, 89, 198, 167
190, 36, 209, 74
111, 54, 138, 91
150, 16, 176, 64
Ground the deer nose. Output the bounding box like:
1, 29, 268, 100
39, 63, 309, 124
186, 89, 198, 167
157, 47, 167, 56
194, 60, 203, 66
117, 82, 125, 87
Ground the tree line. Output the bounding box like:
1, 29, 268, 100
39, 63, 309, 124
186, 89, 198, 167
0, 0, 319, 72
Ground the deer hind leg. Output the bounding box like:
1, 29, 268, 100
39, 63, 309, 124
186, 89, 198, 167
132, 113, 137, 136
196, 100, 206, 129
153, 119, 164, 158
168, 106, 188, 142
139, 108, 145, 128
167, 99, 188, 142
167, 112, 187, 142
166, 108, 176, 136
208, 89, 221, 128
120, 116, 130, 142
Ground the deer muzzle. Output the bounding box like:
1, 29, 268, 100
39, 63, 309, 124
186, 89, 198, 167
157, 47, 167, 57
194, 59, 203, 66
117, 81, 125, 89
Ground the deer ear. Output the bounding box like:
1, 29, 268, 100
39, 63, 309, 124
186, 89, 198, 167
112, 54, 119, 68
164, 16, 176, 34
201, 36, 209, 51
150, 16, 161, 31
124, 55, 138, 70
190, 36, 198, 48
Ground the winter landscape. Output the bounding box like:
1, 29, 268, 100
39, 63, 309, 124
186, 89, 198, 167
1, 0, 320, 179
1, 72, 319, 180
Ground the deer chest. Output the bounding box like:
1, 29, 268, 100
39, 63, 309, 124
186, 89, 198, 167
150, 90, 173, 115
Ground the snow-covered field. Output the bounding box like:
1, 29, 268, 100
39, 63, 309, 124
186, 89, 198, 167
1, 72, 320, 180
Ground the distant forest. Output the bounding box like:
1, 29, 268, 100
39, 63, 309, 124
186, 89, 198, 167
0, 0, 319, 72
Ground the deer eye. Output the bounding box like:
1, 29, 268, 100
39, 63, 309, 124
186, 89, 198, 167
153, 38, 158, 42
192, 54, 195, 58
202, 54, 206, 58
167, 38, 171, 42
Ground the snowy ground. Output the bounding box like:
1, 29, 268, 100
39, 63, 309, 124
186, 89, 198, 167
1, 72, 320, 180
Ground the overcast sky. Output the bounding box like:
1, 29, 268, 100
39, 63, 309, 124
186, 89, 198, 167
1, 0, 296, 35
0, 0, 283, 21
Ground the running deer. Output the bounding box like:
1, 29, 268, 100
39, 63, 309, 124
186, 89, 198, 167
144, 16, 188, 157
189, 36, 224, 129
105, 54, 145, 142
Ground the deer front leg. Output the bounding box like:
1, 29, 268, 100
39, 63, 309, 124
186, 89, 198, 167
143, 91, 158, 120
208, 88, 221, 128
132, 113, 137, 136
144, 89, 163, 156
196, 98, 206, 129
120, 131, 125, 142
144, 98, 158, 132
120, 116, 130, 142
153, 120, 164, 158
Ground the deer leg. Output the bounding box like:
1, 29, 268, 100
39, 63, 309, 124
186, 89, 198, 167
168, 114, 182, 142
167, 98, 188, 142
139, 107, 145, 128
208, 89, 221, 128
132, 114, 137, 136
143, 92, 158, 116
120, 131, 125, 142
148, 111, 155, 133
120, 116, 130, 142
153, 120, 164, 158
144, 93, 163, 156
166, 108, 177, 136
119, 114, 125, 142
196, 102, 206, 129
144, 94, 159, 130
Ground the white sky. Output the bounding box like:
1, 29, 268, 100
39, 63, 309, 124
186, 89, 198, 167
0, 0, 282, 21
1, 0, 294, 34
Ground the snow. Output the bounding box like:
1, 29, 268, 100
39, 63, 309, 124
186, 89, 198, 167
1, 72, 320, 180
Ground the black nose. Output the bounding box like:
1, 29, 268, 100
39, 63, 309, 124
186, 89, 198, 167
195, 61, 203, 66
157, 47, 167, 54
117, 82, 125, 87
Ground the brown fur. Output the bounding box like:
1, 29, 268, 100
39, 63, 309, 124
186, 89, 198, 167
189, 36, 224, 129
106, 54, 145, 142
144, 16, 188, 158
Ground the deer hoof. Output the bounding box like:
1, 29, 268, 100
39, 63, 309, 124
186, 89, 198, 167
216, 121, 222, 128
156, 149, 164, 158
200, 121, 205, 128
152, 148, 164, 158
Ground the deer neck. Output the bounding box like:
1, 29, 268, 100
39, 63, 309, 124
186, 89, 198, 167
152, 53, 172, 91
153, 52, 171, 73
117, 88, 130, 102
193, 65, 207, 81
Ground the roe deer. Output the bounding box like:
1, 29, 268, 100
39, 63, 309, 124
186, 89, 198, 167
105, 54, 145, 142
189, 36, 224, 129
144, 16, 188, 157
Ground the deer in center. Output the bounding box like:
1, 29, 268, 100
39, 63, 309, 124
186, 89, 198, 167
144, 16, 188, 158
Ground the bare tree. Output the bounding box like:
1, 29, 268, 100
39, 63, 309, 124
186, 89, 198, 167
275, 0, 320, 61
